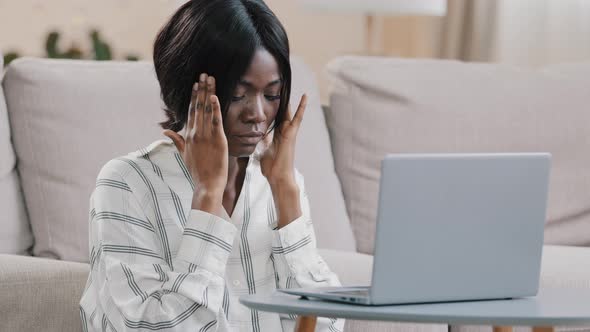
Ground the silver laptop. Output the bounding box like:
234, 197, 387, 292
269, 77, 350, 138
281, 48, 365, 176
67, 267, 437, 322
281, 153, 551, 305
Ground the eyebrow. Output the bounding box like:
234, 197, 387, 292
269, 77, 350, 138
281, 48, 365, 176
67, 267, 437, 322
238, 78, 282, 88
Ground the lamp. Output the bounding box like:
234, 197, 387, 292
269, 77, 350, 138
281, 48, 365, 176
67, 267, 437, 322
301, 0, 447, 54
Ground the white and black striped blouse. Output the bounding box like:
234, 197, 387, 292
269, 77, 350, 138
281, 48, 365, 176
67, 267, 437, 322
79, 138, 344, 331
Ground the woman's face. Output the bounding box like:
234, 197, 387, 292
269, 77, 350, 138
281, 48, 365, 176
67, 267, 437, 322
224, 48, 282, 157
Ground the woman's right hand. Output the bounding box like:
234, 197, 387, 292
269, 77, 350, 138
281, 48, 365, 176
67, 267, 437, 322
163, 73, 228, 216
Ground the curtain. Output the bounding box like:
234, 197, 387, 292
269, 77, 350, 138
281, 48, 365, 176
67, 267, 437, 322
439, 0, 498, 61
493, 0, 590, 66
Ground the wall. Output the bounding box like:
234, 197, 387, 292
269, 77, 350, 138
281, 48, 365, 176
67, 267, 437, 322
0, 0, 371, 103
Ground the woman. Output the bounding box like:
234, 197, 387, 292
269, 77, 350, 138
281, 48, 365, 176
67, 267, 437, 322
78, 0, 344, 331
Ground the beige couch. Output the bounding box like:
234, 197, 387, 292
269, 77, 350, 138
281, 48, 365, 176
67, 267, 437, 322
0, 52, 589, 332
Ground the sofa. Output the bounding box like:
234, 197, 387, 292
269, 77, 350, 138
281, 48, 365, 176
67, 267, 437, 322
0, 51, 589, 332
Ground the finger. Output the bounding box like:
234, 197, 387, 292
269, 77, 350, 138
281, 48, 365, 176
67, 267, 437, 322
262, 129, 273, 150
196, 73, 207, 135
286, 103, 293, 123
292, 94, 308, 127
276, 106, 292, 142
210, 95, 224, 137
163, 130, 185, 153
186, 82, 198, 136
203, 76, 215, 134
208, 75, 216, 98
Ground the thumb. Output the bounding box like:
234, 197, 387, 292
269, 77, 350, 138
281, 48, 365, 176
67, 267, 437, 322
163, 130, 185, 153
262, 131, 273, 150
260, 132, 274, 158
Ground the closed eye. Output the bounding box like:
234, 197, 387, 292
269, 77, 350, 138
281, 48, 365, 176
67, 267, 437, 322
231, 95, 280, 102
265, 95, 281, 101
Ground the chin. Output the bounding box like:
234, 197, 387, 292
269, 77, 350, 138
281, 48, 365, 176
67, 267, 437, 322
228, 145, 257, 158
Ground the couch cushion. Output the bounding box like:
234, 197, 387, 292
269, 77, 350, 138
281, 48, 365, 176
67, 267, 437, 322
0, 254, 89, 332
326, 56, 590, 254
0, 51, 33, 255
3, 56, 354, 262
287, 56, 355, 252
451, 245, 590, 332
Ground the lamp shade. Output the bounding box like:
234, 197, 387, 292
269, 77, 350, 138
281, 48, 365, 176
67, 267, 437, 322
301, 0, 447, 16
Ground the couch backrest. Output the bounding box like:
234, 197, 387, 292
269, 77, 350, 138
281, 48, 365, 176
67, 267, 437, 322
2, 56, 355, 262
326, 56, 590, 254
0, 51, 34, 255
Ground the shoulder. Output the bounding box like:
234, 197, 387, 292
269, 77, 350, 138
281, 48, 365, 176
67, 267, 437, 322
95, 138, 175, 182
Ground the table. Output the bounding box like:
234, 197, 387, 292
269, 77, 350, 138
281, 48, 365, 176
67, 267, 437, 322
240, 288, 590, 332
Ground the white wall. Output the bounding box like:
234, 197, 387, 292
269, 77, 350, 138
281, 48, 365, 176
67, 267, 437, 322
0, 0, 366, 103
0, 0, 176, 60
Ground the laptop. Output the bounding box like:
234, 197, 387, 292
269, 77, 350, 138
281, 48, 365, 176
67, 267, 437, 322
280, 153, 551, 305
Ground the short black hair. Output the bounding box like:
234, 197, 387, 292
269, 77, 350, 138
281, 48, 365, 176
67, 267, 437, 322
153, 0, 291, 133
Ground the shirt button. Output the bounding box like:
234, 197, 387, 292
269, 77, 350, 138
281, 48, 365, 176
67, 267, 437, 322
233, 280, 240, 286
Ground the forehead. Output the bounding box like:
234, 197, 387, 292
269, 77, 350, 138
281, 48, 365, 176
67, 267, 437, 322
240, 48, 281, 86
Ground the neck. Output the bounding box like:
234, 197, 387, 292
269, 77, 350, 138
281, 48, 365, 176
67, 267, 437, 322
226, 155, 249, 188
223, 155, 249, 217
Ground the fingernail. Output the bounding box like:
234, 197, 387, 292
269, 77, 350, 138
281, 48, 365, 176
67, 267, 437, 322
200, 73, 206, 82
193, 82, 199, 91
207, 76, 214, 85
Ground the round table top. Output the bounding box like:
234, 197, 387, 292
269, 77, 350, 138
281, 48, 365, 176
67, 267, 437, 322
239, 288, 590, 326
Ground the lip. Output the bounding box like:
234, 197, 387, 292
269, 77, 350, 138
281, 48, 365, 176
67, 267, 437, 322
236, 132, 264, 137
234, 132, 264, 145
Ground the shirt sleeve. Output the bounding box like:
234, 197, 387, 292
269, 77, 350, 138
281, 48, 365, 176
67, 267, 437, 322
80, 160, 236, 331
269, 171, 345, 332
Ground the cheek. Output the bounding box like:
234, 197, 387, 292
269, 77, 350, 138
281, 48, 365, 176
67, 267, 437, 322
223, 105, 241, 128
266, 104, 279, 124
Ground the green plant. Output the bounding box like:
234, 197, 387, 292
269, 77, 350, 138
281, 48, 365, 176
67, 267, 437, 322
90, 29, 112, 60
45, 31, 83, 59
3, 29, 140, 67
3, 52, 20, 66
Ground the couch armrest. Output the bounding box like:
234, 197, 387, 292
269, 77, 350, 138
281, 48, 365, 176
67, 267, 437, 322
0, 254, 89, 332
318, 249, 448, 332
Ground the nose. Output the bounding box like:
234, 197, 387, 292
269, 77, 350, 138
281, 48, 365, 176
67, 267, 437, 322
241, 94, 267, 124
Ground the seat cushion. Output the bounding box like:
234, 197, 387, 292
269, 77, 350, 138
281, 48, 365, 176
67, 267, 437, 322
3, 56, 354, 262
539, 245, 590, 290
451, 245, 590, 332
326, 56, 590, 254
0, 52, 33, 255
0, 254, 89, 332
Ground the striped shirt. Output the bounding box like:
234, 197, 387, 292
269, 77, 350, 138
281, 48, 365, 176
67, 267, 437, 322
79, 138, 344, 331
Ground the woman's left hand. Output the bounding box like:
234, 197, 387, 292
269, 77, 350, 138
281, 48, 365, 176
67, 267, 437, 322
260, 94, 307, 187
260, 94, 307, 227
